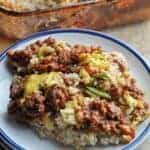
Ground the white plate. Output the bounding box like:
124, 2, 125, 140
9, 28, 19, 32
0, 29, 149, 150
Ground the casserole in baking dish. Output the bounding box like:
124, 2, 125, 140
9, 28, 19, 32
0, 0, 150, 39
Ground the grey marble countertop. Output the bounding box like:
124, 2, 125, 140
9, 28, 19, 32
105, 21, 150, 61
0, 21, 150, 150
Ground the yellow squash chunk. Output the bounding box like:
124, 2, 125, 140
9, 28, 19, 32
43, 113, 54, 130
81, 51, 108, 71
38, 44, 55, 57
24, 72, 63, 95
123, 93, 137, 108
60, 108, 77, 125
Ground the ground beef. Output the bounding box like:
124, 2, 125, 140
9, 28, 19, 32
8, 91, 45, 121
43, 37, 56, 46
7, 38, 55, 69
132, 102, 149, 120
32, 55, 61, 73
8, 99, 20, 115
119, 124, 135, 139
32, 50, 76, 73
57, 49, 73, 65
74, 45, 95, 54
46, 85, 70, 112
28, 40, 43, 52
109, 84, 123, 101
128, 87, 144, 100
64, 76, 75, 86
89, 100, 123, 120
22, 92, 45, 118
109, 76, 144, 101
72, 45, 97, 63
123, 77, 144, 100
7, 38, 99, 75
10, 76, 24, 99
107, 102, 123, 120
8, 99, 30, 123
7, 49, 33, 66
78, 100, 134, 138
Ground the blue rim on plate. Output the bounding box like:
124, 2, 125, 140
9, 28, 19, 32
0, 28, 149, 150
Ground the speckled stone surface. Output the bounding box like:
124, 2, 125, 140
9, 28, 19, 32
105, 21, 150, 61
0, 21, 150, 149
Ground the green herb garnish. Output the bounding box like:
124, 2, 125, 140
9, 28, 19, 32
86, 86, 111, 100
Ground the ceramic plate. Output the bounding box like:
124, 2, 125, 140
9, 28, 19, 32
0, 29, 149, 150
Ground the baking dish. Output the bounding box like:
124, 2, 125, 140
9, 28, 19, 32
0, 0, 150, 39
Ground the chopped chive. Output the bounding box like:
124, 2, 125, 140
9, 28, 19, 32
100, 73, 109, 80
86, 86, 111, 100
85, 89, 97, 97
95, 73, 109, 80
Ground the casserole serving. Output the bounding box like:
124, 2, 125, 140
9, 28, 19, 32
7, 36, 149, 149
